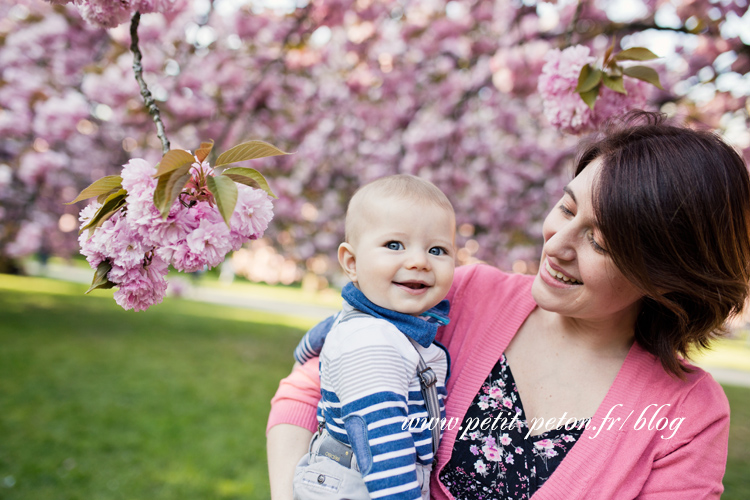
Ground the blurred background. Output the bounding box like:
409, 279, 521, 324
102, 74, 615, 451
1, 0, 749, 498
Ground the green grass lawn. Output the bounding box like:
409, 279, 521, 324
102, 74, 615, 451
724, 384, 750, 499
0, 274, 310, 500
1, 274, 749, 499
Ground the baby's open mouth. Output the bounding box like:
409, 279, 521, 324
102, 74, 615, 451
395, 281, 429, 289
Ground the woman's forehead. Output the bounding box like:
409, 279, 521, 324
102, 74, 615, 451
568, 157, 603, 197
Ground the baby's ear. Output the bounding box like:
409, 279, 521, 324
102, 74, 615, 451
338, 242, 357, 282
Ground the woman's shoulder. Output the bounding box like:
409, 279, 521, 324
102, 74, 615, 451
673, 363, 730, 416
627, 348, 730, 422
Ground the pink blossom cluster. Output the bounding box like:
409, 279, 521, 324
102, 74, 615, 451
49, 0, 186, 29
78, 157, 273, 311
538, 45, 649, 135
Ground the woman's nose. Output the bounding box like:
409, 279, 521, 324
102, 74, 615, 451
543, 220, 577, 262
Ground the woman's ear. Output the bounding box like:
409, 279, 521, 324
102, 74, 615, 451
338, 242, 357, 282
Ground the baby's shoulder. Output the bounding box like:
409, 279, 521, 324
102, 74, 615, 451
325, 314, 412, 355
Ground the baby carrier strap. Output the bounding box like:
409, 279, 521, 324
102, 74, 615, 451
407, 337, 441, 455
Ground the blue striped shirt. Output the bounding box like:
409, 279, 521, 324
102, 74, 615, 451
317, 304, 448, 499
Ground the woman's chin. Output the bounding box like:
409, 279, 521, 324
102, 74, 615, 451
531, 272, 577, 312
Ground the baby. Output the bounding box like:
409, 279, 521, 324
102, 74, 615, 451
292, 174, 456, 500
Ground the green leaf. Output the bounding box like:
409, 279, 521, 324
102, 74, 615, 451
222, 167, 278, 199
153, 149, 196, 178
66, 175, 123, 204
575, 65, 602, 93
603, 37, 616, 66
623, 65, 664, 90
163, 165, 193, 217
195, 140, 214, 163
602, 74, 627, 94
215, 140, 291, 167
79, 189, 127, 234
206, 175, 238, 227
97, 186, 125, 204
154, 164, 192, 218
86, 260, 116, 294
578, 86, 599, 110
614, 47, 659, 62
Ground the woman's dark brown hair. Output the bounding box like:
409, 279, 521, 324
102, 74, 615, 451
575, 111, 750, 377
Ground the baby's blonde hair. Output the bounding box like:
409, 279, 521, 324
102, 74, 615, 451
345, 174, 455, 243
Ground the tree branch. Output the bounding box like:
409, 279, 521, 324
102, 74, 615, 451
565, 0, 585, 48
130, 11, 170, 155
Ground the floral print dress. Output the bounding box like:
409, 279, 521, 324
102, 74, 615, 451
439, 354, 589, 499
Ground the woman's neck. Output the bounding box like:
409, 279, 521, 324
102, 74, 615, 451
537, 306, 638, 360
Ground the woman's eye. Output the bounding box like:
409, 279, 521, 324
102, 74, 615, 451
429, 247, 446, 256
588, 233, 607, 254
386, 241, 404, 250
558, 204, 574, 217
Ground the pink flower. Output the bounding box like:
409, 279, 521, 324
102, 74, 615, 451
77, 0, 134, 29
72, 0, 186, 29
79, 210, 118, 268
538, 44, 650, 135
111, 255, 169, 311
538, 45, 596, 134
499, 433, 511, 446
121, 158, 157, 195
482, 444, 502, 462
489, 386, 503, 399
148, 207, 196, 258
474, 460, 487, 474
107, 219, 150, 270
136, 0, 186, 14
534, 439, 554, 450
229, 184, 274, 248
169, 216, 231, 272
470, 445, 480, 455
186, 216, 232, 267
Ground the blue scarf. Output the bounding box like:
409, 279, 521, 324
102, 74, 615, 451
341, 282, 450, 348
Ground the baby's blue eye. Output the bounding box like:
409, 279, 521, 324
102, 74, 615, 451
386, 241, 404, 250
429, 247, 446, 256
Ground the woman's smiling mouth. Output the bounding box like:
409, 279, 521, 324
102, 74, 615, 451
545, 260, 583, 285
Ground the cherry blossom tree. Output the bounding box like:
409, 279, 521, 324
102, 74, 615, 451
1, 0, 748, 280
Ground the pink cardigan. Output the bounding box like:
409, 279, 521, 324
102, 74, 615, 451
268, 264, 730, 499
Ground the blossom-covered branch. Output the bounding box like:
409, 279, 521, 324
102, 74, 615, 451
71, 140, 286, 310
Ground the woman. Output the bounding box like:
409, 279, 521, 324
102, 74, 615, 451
267, 112, 750, 499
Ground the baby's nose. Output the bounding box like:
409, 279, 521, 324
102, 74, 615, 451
405, 249, 430, 269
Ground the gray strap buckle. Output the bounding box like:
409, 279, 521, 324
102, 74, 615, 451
418, 366, 437, 388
